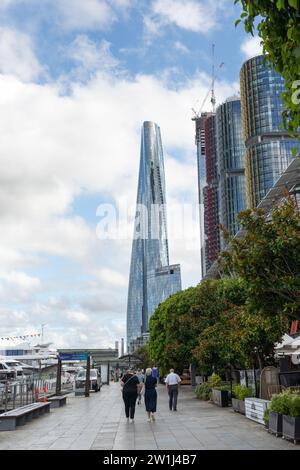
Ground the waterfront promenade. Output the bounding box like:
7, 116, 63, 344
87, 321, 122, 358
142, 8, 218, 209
0, 382, 299, 450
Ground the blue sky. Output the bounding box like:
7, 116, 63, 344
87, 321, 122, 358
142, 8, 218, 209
0, 0, 262, 349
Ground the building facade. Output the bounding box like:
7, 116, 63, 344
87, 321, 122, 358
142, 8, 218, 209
126, 121, 182, 353
203, 114, 220, 269
240, 54, 300, 208
193, 112, 214, 278
216, 97, 246, 246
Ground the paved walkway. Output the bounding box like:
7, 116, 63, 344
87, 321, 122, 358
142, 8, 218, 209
0, 382, 299, 450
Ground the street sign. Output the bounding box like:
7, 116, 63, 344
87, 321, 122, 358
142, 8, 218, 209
59, 352, 88, 361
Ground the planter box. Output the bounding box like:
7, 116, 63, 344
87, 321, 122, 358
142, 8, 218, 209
212, 389, 229, 407
283, 415, 300, 444
269, 411, 282, 437
245, 398, 270, 425
232, 398, 245, 415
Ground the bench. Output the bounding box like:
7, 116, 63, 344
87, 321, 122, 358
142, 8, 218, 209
0, 402, 50, 431
47, 395, 68, 409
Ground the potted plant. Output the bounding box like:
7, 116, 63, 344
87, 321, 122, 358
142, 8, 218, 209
232, 384, 253, 415
267, 392, 291, 437
195, 382, 211, 401
282, 394, 300, 444
211, 384, 230, 407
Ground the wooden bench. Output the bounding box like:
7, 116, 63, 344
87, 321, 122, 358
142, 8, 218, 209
0, 402, 50, 431
47, 395, 68, 409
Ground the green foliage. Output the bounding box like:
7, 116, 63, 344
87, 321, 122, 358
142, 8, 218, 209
264, 407, 270, 425
195, 382, 211, 401
232, 384, 253, 401
269, 390, 300, 417
208, 373, 222, 388
234, 0, 300, 139
220, 198, 300, 320
269, 391, 292, 415
134, 345, 150, 371
289, 394, 300, 417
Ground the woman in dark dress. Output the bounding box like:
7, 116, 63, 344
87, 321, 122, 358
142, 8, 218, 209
144, 368, 157, 422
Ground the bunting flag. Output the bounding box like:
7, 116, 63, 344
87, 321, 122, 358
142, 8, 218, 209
0, 333, 41, 341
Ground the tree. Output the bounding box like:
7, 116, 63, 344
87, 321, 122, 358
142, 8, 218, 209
220, 198, 300, 319
148, 278, 247, 372
234, 0, 300, 138
134, 345, 150, 371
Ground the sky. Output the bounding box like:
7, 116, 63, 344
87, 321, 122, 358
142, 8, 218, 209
0, 0, 263, 350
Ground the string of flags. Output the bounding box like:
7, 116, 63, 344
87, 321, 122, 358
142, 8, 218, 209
0, 333, 41, 341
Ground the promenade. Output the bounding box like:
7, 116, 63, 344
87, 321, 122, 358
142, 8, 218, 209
0, 382, 299, 450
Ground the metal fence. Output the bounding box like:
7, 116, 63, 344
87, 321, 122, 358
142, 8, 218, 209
0, 375, 74, 412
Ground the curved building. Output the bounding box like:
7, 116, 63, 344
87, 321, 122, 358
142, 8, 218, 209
216, 97, 246, 244
240, 54, 300, 208
126, 122, 181, 352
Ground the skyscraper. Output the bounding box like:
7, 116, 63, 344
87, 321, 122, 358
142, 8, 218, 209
126, 121, 182, 352
216, 97, 246, 245
203, 114, 220, 269
193, 112, 214, 278
240, 54, 300, 208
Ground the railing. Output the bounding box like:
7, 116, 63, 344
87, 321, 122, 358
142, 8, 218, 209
0, 375, 74, 412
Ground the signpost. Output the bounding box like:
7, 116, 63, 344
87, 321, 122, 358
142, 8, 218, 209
58, 352, 90, 397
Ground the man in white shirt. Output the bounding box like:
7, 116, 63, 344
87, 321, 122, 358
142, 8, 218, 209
164, 368, 181, 411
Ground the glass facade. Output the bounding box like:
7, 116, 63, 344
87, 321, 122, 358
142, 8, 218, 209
216, 98, 246, 244
126, 121, 182, 352
240, 55, 300, 208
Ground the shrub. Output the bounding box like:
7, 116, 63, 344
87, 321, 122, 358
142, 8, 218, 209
195, 382, 211, 401
232, 384, 253, 401
208, 373, 222, 388
263, 407, 270, 426
269, 391, 293, 416
289, 395, 300, 418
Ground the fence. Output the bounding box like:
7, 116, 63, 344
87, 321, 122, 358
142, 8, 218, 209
0, 375, 73, 412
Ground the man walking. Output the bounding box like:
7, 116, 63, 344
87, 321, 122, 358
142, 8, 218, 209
165, 368, 181, 411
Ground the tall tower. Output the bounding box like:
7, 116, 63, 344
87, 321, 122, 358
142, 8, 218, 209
126, 122, 182, 352
240, 55, 300, 208
216, 97, 246, 245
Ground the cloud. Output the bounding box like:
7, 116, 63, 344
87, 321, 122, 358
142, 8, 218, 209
55, 0, 114, 31
240, 35, 263, 60
174, 41, 190, 54
149, 0, 220, 34
68, 36, 120, 80
0, 27, 43, 81
0, 48, 238, 348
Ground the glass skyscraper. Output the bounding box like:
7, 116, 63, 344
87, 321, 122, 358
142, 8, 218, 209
216, 97, 246, 245
240, 55, 300, 208
126, 121, 182, 352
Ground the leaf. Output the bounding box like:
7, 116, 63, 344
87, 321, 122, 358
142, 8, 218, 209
235, 19, 241, 27
277, 0, 285, 9
288, 0, 298, 8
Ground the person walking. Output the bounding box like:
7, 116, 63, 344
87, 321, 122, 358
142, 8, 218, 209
136, 369, 144, 405
143, 368, 157, 422
120, 369, 140, 423
165, 368, 181, 411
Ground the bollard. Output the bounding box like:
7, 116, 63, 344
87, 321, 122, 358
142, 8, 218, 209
43, 385, 47, 402
35, 385, 39, 402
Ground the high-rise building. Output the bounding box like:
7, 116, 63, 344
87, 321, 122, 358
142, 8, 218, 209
216, 97, 246, 245
193, 112, 214, 278
240, 55, 300, 208
203, 114, 220, 269
126, 121, 182, 352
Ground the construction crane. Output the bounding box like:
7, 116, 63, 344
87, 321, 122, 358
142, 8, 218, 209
192, 44, 224, 119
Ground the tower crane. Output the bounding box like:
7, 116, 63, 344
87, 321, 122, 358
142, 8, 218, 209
192, 44, 224, 119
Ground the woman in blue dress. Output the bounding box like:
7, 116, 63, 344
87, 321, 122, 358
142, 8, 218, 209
144, 368, 157, 422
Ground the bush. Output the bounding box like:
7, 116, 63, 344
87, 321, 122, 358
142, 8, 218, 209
269, 391, 293, 416
263, 407, 270, 426
195, 382, 211, 401
232, 384, 253, 401
208, 373, 222, 388
289, 395, 300, 418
